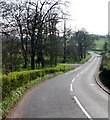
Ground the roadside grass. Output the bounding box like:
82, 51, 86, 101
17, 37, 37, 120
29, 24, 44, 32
1, 64, 75, 118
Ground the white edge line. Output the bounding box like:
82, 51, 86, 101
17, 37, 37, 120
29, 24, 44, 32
73, 96, 92, 119
74, 68, 78, 71
74, 66, 81, 71
78, 66, 81, 69
88, 59, 91, 62
70, 84, 73, 92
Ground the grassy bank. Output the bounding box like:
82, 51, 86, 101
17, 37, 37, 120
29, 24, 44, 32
1, 64, 75, 118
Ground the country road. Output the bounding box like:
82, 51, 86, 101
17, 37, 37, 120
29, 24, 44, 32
7, 53, 108, 119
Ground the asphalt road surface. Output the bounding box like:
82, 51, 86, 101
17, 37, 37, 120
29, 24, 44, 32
8, 53, 108, 119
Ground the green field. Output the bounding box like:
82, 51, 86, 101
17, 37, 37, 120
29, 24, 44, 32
94, 39, 108, 50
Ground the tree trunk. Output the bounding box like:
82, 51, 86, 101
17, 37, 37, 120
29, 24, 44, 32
63, 20, 66, 63
24, 36, 28, 68
37, 27, 44, 68
31, 35, 35, 70
24, 54, 27, 68
50, 52, 54, 67
31, 51, 35, 69
63, 47, 66, 63
54, 52, 57, 66
80, 54, 83, 58
84, 54, 86, 58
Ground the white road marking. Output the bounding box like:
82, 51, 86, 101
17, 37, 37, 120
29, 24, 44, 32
74, 68, 78, 71
72, 78, 75, 83
77, 66, 81, 70
90, 84, 95, 86
70, 84, 73, 92
70, 55, 96, 119
74, 96, 92, 119
76, 74, 80, 77
74, 66, 81, 71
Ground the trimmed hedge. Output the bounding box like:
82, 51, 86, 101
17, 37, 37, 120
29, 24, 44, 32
2, 70, 41, 99
2, 65, 74, 100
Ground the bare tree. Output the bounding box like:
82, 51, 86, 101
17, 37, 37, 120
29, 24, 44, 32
0, 0, 71, 71
1, 0, 29, 68
26, 0, 68, 68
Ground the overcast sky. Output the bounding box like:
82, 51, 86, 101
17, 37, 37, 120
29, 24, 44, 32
67, 0, 109, 35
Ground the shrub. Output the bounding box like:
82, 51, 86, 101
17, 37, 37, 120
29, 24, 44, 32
2, 70, 42, 99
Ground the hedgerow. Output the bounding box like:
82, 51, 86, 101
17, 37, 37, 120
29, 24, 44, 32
2, 64, 75, 100
1, 64, 75, 118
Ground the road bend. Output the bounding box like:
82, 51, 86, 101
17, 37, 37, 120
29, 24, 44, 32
7, 53, 108, 119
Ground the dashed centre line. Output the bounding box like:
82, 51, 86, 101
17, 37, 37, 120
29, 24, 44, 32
70, 56, 97, 120
70, 58, 95, 93
70, 84, 73, 92
72, 78, 75, 83
74, 66, 82, 71
76, 74, 80, 77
